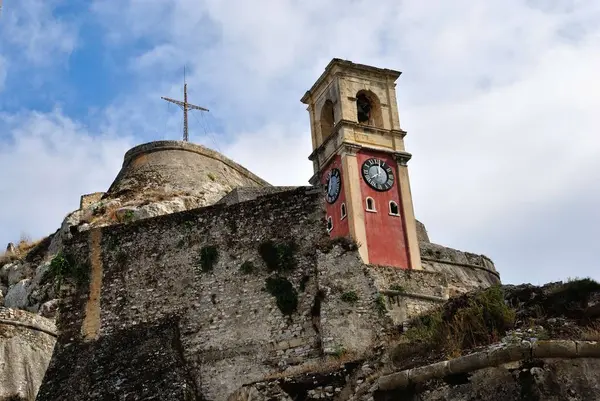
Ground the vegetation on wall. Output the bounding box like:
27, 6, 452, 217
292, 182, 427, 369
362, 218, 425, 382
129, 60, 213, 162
265, 276, 298, 315
317, 236, 359, 254
240, 261, 254, 274
375, 293, 387, 316
47, 252, 89, 290
390, 284, 405, 293
398, 285, 516, 359
259, 240, 298, 272
341, 291, 359, 304
196, 246, 219, 273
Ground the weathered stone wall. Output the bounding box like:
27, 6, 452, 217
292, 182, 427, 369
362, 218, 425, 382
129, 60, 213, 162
79, 192, 105, 210
36, 186, 500, 401
415, 220, 429, 243
36, 187, 389, 401
365, 240, 500, 326
0, 308, 56, 401
104, 141, 271, 203
420, 242, 500, 297
217, 186, 299, 206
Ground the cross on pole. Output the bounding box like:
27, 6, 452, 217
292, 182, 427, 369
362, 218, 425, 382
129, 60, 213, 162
161, 70, 209, 142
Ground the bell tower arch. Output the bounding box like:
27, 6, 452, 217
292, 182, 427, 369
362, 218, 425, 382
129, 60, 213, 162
301, 58, 421, 270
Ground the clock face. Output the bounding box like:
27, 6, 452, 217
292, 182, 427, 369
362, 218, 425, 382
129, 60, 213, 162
361, 158, 394, 191
325, 168, 341, 204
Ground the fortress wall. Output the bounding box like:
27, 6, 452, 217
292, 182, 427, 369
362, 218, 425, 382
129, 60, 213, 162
79, 192, 105, 210
36, 186, 501, 401
420, 242, 500, 297
37, 187, 388, 401
104, 141, 270, 203
216, 186, 300, 206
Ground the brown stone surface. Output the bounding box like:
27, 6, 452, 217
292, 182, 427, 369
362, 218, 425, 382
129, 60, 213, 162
104, 140, 270, 203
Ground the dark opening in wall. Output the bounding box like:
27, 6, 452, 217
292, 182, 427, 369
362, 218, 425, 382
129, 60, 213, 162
356, 93, 372, 123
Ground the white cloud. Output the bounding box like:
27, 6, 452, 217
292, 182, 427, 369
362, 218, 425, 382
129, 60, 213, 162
0, 0, 78, 65
0, 110, 134, 247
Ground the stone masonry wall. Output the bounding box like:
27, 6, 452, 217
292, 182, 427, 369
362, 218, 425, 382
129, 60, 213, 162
37, 187, 389, 401
79, 192, 105, 210
217, 186, 299, 206
104, 141, 270, 204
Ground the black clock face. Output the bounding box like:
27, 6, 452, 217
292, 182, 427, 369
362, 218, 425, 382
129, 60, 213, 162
361, 158, 394, 191
325, 168, 341, 204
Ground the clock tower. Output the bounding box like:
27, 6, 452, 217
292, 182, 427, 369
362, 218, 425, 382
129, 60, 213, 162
301, 59, 421, 270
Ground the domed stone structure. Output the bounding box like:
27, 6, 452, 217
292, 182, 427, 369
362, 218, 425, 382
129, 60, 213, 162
103, 140, 270, 203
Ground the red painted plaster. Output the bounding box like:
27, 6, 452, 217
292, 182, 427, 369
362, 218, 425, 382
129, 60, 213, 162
357, 150, 410, 269
321, 156, 350, 239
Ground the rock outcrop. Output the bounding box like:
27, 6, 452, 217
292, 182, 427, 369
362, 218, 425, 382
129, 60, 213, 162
0, 308, 56, 401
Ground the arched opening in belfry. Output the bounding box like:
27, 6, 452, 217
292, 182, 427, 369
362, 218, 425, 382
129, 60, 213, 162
356, 90, 383, 128
320, 100, 335, 142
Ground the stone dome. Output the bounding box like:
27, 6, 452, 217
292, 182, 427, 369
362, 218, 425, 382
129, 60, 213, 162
104, 141, 270, 203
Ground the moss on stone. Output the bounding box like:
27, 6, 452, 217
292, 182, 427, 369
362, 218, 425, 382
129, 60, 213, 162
259, 240, 298, 272
390, 284, 405, 293
197, 246, 219, 273
341, 291, 359, 304
240, 261, 254, 274
265, 276, 298, 315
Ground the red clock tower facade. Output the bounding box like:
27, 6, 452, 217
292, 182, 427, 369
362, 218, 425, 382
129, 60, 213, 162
301, 59, 422, 270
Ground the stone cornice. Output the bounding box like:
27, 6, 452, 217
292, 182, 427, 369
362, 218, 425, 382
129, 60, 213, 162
378, 340, 600, 391
301, 58, 401, 104
308, 120, 406, 162
392, 151, 413, 166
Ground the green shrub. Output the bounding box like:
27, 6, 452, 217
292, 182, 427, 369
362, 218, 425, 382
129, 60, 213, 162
375, 293, 387, 316
403, 285, 516, 357
259, 240, 297, 272
197, 246, 219, 272
341, 291, 359, 304
332, 345, 346, 358
48, 252, 89, 289
265, 276, 298, 315
207, 173, 216, 181
240, 261, 254, 274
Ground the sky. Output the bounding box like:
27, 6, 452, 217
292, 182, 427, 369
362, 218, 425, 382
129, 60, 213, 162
0, 0, 598, 285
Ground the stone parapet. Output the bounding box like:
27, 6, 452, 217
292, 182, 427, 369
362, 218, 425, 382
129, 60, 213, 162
79, 192, 105, 210
103, 140, 270, 203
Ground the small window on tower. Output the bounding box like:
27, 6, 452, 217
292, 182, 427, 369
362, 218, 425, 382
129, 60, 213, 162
327, 216, 333, 232
341, 203, 347, 219
356, 94, 371, 123
389, 201, 400, 216
366, 197, 376, 212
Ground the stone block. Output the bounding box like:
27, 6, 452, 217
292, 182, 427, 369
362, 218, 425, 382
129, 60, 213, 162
532, 340, 577, 358
447, 351, 490, 374
408, 360, 449, 385
576, 341, 600, 357
487, 343, 531, 365
378, 371, 409, 390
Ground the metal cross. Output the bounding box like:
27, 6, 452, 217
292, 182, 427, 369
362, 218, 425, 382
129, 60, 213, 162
161, 68, 209, 142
